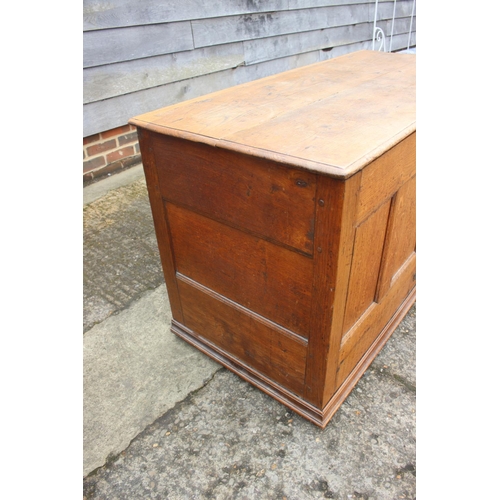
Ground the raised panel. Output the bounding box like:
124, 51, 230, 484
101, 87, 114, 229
342, 199, 391, 334
337, 253, 416, 389
376, 175, 416, 301
167, 203, 314, 337
154, 134, 317, 255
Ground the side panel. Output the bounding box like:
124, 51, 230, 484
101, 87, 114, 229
333, 137, 416, 393
146, 136, 317, 397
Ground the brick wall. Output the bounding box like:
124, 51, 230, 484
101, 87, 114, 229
83, 125, 141, 184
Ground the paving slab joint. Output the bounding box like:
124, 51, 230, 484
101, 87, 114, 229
84, 365, 225, 479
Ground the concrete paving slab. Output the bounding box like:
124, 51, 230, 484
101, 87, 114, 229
83, 284, 221, 477
83, 173, 163, 333
83, 305, 416, 499
84, 164, 145, 206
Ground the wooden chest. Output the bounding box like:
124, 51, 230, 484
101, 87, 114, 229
129, 50, 416, 428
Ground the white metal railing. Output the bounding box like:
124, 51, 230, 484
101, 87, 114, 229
372, 0, 416, 52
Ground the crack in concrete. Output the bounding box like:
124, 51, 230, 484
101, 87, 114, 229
85, 365, 224, 479
370, 363, 416, 394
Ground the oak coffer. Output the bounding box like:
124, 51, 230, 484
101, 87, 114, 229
129, 50, 416, 428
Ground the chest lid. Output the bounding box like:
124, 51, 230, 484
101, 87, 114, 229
130, 50, 415, 179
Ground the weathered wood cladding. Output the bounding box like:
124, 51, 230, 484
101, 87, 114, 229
83, 0, 417, 137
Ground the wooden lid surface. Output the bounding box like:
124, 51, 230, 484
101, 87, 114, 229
130, 50, 416, 178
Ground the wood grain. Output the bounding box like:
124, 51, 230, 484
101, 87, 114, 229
166, 203, 314, 337
84, 0, 416, 137
342, 199, 391, 334
376, 175, 416, 301
83, 22, 194, 68
153, 134, 317, 255
243, 18, 414, 65
131, 51, 416, 178
356, 132, 416, 224
320, 172, 361, 406
337, 254, 416, 389
86, 50, 320, 137
191, 3, 414, 48
83, 0, 289, 31
321, 286, 415, 427
177, 277, 307, 395
302, 174, 360, 407
135, 129, 184, 323
84, 43, 244, 104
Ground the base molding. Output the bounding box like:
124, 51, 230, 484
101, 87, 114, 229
321, 287, 416, 425
171, 287, 415, 428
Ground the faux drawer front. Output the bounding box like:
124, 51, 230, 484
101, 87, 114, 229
152, 133, 317, 256
167, 203, 314, 338
177, 277, 308, 396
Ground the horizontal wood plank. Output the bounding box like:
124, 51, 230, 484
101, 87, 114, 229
83, 22, 194, 68
152, 134, 317, 255
244, 23, 370, 65
289, 0, 378, 7
82, 0, 411, 31
387, 31, 417, 51
192, 3, 414, 48
83, 0, 289, 31
177, 278, 307, 396
244, 17, 414, 65
84, 43, 244, 104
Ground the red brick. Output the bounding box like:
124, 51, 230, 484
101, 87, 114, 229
83, 134, 100, 145
86, 139, 116, 157
83, 155, 105, 173
122, 154, 142, 168
83, 172, 95, 184
102, 125, 130, 139
106, 146, 135, 163
118, 131, 138, 146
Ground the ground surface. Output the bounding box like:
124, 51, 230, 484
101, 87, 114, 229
83, 167, 416, 499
